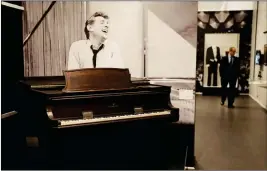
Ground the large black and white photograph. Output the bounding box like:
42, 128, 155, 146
18, 1, 198, 169
23, 1, 144, 77
22, 1, 198, 124
2, 1, 267, 170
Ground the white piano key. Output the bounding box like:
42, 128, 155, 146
59, 110, 171, 126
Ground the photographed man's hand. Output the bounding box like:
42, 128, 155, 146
206, 64, 210, 67
210, 59, 214, 62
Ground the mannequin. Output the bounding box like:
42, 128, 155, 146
212, 45, 217, 60
206, 45, 221, 86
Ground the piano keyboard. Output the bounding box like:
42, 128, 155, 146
59, 110, 171, 126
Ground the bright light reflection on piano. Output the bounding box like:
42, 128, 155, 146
59, 110, 171, 126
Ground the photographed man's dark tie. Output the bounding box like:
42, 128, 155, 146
231, 56, 234, 65
90, 44, 104, 68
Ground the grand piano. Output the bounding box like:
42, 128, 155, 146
17, 68, 183, 169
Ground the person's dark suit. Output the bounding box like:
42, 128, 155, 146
206, 46, 221, 86
219, 55, 240, 107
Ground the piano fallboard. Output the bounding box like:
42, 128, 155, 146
46, 90, 169, 120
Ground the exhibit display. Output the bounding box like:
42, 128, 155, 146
149, 79, 195, 124
22, 1, 197, 124
256, 47, 267, 80
19, 1, 198, 169
196, 10, 253, 93
204, 33, 240, 87
255, 50, 262, 65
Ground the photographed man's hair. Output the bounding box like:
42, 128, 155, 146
84, 11, 109, 39
229, 47, 236, 52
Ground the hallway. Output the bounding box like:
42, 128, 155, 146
195, 95, 267, 170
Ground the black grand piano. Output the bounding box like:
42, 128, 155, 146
17, 68, 183, 169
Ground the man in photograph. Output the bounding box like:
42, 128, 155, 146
219, 47, 240, 108
67, 12, 125, 70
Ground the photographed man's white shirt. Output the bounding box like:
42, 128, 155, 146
67, 39, 125, 70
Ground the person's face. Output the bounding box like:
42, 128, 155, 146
88, 16, 109, 39
229, 48, 236, 56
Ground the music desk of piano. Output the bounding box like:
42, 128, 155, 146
17, 68, 182, 169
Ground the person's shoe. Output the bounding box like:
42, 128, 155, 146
228, 105, 235, 108
221, 101, 224, 105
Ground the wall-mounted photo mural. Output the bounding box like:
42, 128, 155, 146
22, 1, 197, 80
22, 2, 198, 167
196, 10, 253, 93
22, 1, 197, 125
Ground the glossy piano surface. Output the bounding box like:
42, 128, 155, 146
19, 74, 179, 128
17, 70, 182, 169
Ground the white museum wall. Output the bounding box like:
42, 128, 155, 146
88, 1, 144, 77
253, 1, 267, 82
144, 2, 197, 78
249, 2, 258, 81
142, 1, 197, 124
249, 81, 267, 109
142, 3, 197, 164
249, 1, 267, 109
255, 1, 267, 53
198, 1, 255, 11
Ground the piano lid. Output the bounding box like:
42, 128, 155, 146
21, 76, 65, 89
20, 76, 150, 89
18, 69, 161, 96
19, 72, 169, 98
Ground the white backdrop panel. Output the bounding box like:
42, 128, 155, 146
144, 3, 197, 78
